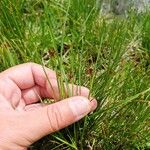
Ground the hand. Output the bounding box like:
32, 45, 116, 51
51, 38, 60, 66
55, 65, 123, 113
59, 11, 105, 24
0, 63, 97, 150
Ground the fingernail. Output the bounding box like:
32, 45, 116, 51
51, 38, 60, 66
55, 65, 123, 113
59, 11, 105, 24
69, 96, 91, 121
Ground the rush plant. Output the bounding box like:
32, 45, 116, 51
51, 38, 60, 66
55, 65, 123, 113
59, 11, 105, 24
0, 0, 150, 149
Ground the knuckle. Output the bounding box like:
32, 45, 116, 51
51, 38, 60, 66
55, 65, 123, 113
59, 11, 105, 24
47, 104, 63, 132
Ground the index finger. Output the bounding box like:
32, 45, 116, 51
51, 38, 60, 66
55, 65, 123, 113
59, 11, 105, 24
0, 62, 57, 89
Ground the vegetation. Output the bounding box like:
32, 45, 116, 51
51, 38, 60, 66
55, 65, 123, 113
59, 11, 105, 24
0, 0, 150, 149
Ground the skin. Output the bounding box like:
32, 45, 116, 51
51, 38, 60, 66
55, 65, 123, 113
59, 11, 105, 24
0, 63, 97, 150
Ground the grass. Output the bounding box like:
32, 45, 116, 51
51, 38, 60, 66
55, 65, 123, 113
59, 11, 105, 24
0, 0, 150, 149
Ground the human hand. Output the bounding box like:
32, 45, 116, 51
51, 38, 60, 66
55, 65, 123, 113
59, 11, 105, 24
0, 63, 97, 150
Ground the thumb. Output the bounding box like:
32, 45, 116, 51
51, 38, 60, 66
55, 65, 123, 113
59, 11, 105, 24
23, 96, 97, 145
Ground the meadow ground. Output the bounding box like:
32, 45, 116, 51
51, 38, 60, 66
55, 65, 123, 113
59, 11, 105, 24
0, 0, 150, 149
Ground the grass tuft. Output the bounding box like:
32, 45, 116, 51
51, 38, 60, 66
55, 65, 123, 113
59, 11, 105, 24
0, 0, 150, 149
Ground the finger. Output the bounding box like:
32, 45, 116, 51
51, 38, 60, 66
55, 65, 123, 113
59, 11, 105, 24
0, 77, 22, 107
45, 79, 90, 100
0, 62, 56, 90
22, 96, 97, 145
22, 80, 90, 104
22, 85, 41, 104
